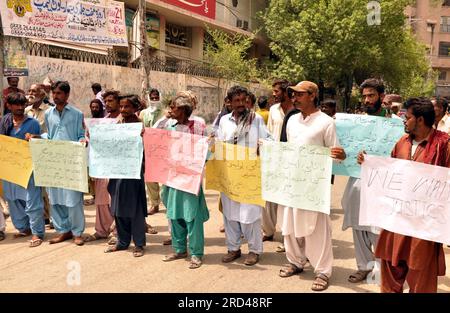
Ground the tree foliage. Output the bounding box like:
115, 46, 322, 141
203, 27, 261, 84
261, 0, 435, 102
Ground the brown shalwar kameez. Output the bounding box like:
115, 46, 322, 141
375, 129, 449, 293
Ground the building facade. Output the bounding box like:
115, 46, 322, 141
407, 0, 450, 97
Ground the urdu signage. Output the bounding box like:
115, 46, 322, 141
163, 0, 215, 19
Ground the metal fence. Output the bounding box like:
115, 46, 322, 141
26, 41, 217, 78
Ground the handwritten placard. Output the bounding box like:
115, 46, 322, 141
0, 0, 127, 46
206, 142, 264, 206
144, 128, 208, 195
30, 139, 88, 192
88, 123, 143, 179
84, 117, 117, 130
360, 155, 450, 245
261, 141, 332, 214
0, 135, 33, 188
333, 113, 404, 178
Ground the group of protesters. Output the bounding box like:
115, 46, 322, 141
1, 75, 449, 293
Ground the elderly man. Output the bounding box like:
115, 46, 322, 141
279, 81, 346, 291
25, 84, 52, 227
161, 93, 209, 269
218, 85, 272, 266
361, 97, 449, 292
25, 84, 50, 135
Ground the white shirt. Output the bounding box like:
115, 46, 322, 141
96, 91, 105, 110
267, 103, 285, 141
218, 112, 271, 223
218, 112, 271, 148
436, 115, 450, 135
283, 110, 339, 237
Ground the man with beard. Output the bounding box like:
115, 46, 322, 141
218, 85, 272, 266
263, 79, 294, 253
25, 84, 52, 227
341, 78, 386, 283
360, 97, 449, 292
89, 99, 104, 118
25, 84, 50, 134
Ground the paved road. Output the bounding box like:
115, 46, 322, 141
1, 176, 449, 292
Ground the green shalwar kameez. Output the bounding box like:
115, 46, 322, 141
161, 123, 209, 258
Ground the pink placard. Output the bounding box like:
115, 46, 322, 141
144, 128, 209, 195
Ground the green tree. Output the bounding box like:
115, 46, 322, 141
204, 27, 261, 83
261, 0, 435, 108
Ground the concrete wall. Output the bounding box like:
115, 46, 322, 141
16, 56, 269, 123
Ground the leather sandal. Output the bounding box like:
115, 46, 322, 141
279, 263, 303, 277
348, 270, 372, 283
133, 246, 145, 257
311, 273, 330, 291
163, 252, 187, 262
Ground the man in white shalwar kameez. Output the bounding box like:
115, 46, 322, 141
217, 85, 272, 266
279, 81, 346, 291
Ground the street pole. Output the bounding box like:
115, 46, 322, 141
139, 0, 150, 102
0, 14, 5, 118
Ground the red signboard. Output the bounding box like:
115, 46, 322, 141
163, 0, 216, 19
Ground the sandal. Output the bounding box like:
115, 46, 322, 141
276, 245, 285, 253
13, 229, 32, 238
133, 246, 144, 257
29, 237, 43, 248
163, 252, 188, 262
279, 263, 303, 278
104, 245, 126, 253
107, 236, 117, 246
146, 224, 158, 234
189, 256, 202, 269
0, 231, 5, 241
84, 233, 107, 242
311, 273, 329, 291
348, 270, 372, 283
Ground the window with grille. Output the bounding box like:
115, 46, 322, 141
441, 17, 450, 32
439, 42, 450, 56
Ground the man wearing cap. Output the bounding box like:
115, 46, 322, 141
263, 79, 294, 253
279, 81, 346, 291
341, 78, 388, 284
218, 85, 272, 266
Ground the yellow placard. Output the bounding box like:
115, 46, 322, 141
206, 142, 264, 207
0, 135, 33, 188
